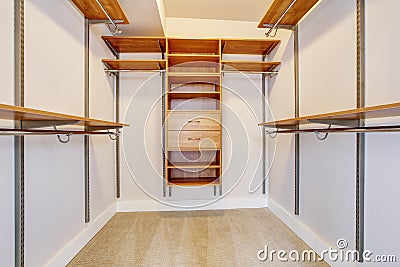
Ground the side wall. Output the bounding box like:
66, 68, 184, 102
268, 0, 400, 265
0, 1, 119, 266
0, 1, 15, 266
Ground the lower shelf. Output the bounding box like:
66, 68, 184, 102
167, 177, 220, 186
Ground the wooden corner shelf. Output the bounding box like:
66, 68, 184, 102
258, 0, 320, 28
222, 60, 280, 72
221, 39, 280, 55
167, 92, 220, 99
0, 103, 127, 130
167, 38, 220, 55
259, 102, 400, 131
101, 36, 166, 53
167, 178, 220, 186
102, 59, 166, 71
71, 0, 129, 24
168, 74, 221, 86
168, 55, 220, 67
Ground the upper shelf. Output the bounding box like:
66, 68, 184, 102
102, 59, 166, 71
259, 102, 400, 129
102, 36, 166, 53
168, 38, 220, 55
221, 39, 280, 55
222, 61, 280, 73
258, 0, 320, 28
71, 0, 129, 24
0, 103, 127, 129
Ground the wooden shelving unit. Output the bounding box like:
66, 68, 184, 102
100, 36, 282, 189
220, 39, 281, 73
101, 36, 166, 53
221, 39, 280, 55
71, 0, 129, 24
258, 0, 320, 28
102, 59, 166, 71
222, 61, 280, 72
259, 102, 400, 132
0, 103, 126, 130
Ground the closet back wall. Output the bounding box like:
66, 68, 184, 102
118, 19, 273, 209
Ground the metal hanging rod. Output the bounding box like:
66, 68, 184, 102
265, 124, 400, 136
265, 0, 297, 37
0, 128, 120, 136
95, 0, 122, 35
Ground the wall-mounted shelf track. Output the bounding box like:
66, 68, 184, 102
0, 103, 127, 131
71, 0, 129, 24
259, 102, 400, 133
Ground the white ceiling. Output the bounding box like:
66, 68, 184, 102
116, 0, 273, 36
118, 0, 164, 36
163, 0, 272, 22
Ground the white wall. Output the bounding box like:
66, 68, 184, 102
118, 18, 270, 210
0, 1, 119, 266
268, 0, 400, 265
364, 0, 400, 262
0, 1, 15, 266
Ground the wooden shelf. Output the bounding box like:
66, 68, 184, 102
222, 60, 280, 72
71, 0, 129, 24
260, 102, 400, 129
168, 38, 220, 55
221, 39, 280, 55
168, 55, 220, 67
167, 164, 221, 169
167, 92, 220, 99
101, 36, 166, 53
168, 74, 221, 85
102, 59, 166, 71
0, 103, 127, 129
258, 0, 319, 28
167, 178, 220, 186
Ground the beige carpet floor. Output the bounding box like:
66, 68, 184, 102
68, 208, 329, 266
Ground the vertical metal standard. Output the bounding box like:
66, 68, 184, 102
14, 0, 25, 265
14, 1, 25, 265
262, 72, 267, 195
356, 0, 366, 259
294, 25, 300, 215
162, 56, 167, 197
115, 53, 121, 198
84, 19, 90, 223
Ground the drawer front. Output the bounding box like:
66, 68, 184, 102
167, 112, 221, 131
167, 130, 221, 149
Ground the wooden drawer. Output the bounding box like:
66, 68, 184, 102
167, 111, 221, 131
167, 130, 221, 149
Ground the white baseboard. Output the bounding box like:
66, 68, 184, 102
117, 197, 267, 212
268, 199, 354, 267
45, 203, 117, 267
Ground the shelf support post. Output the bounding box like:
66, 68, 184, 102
14, 0, 25, 265
84, 18, 90, 223
356, 0, 366, 260
115, 53, 121, 199
294, 25, 300, 216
